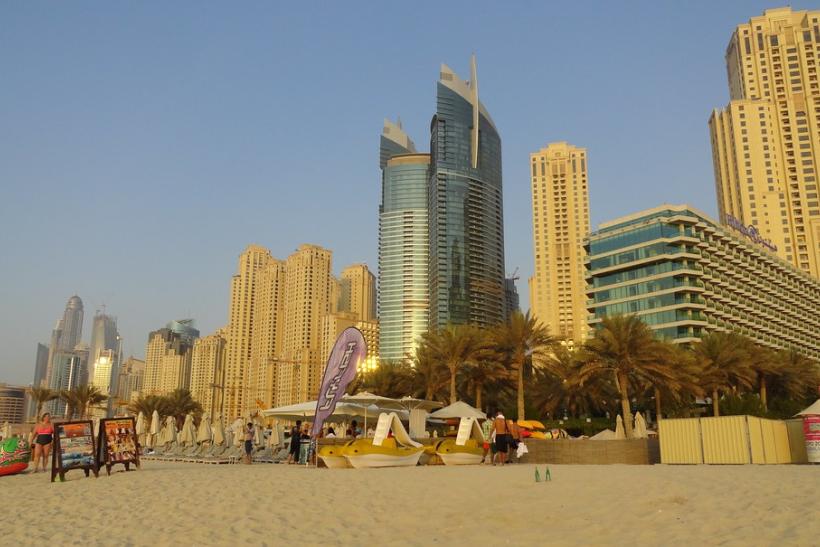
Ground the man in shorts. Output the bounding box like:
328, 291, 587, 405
491, 411, 509, 466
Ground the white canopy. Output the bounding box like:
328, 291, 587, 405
398, 396, 444, 412
261, 400, 400, 421
135, 412, 146, 435
797, 399, 820, 416
341, 391, 404, 410
196, 413, 212, 444
429, 401, 487, 420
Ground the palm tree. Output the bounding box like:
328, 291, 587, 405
406, 346, 448, 401
747, 345, 779, 410
770, 350, 820, 403
420, 324, 485, 404
28, 386, 58, 420
459, 355, 507, 411
164, 389, 202, 428
358, 361, 414, 398
642, 341, 704, 420
128, 394, 171, 420
693, 332, 755, 417
579, 315, 679, 438
59, 389, 80, 419
68, 385, 109, 418
493, 311, 556, 420
531, 345, 615, 418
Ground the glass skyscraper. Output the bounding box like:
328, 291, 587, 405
428, 56, 505, 329
378, 119, 430, 361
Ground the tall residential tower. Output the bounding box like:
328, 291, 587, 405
379, 120, 430, 361
709, 7, 820, 278
428, 56, 505, 329
529, 142, 591, 341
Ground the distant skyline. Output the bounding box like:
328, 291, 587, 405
1, 2, 812, 384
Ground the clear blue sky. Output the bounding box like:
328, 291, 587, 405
1, 2, 810, 384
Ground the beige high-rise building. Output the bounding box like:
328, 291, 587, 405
338, 264, 376, 321
116, 357, 145, 404
142, 328, 194, 396
190, 328, 227, 417
248, 260, 286, 412
320, 312, 379, 373
529, 142, 591, 342
709, 7, 820, 277
277, 244, 332, 406
223, 245, 274, 419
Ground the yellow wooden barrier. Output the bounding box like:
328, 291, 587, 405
658, 418, 702, 464
660, 415, 798, 465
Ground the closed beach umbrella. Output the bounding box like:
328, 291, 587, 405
633, 412, 648, 439
179, 413, 196, 446
162, 416, 177, 446
211, 414, 225, 446
135, 412, 146, 447
231, 418, 245, 447
268, 421, 281, 448
197, 413, 212, 444
253, 414, 264, 446
1, 421, 11, 440
615, 415, 626, 439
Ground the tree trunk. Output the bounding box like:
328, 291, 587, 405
759, 376, 768, 410
449, 365, 457, 404
616, 371, 634, 438
654, 387, 662, 422
517, 363, 525, 421
712, 389, 720, 417
475, 382, 483, 411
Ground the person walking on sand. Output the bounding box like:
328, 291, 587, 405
31, 413, 54, 472
507, 418, 521, 463
243, 422, 255, 464
491, 411, 510, 466
481, 415, 494, 464
287, 420, 302, 464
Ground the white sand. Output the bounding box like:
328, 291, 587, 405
4, 461, 818, 546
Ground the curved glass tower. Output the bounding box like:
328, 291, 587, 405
379, 119, 430, 361
429, 56, 505, 329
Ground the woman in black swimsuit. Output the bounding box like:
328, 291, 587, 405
32, 413, 54, 472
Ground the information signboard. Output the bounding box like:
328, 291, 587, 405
51, 420, 98, 482
98, 417, 140, 475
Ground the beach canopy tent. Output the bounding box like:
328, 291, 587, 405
429, 401, 487, 420
341, 392, 405, 410
797, 399, 820, 415
261, 401, 400, 422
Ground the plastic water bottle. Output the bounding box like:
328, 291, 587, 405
534, 468, 541, 482
545, 466, 551, 482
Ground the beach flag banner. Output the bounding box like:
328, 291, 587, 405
313, 327, 367, 439
97, 417, 140, 475
51, 420, 99, 483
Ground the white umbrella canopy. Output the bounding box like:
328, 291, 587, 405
197, 413, 212, 444
261, 401, 390, 421
252, 414, 264, 446
633, 412, 648, 439
150, 410, 161, 434
797, 399, 820, 416
211, 414, 225, 446
341, 391, 404, 410
179, 413, 197, 446
429, 401, 487, 420
615, 415, 626, 439
398, 396, 444, 412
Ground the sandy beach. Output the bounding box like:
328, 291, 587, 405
4, 461, 817, 546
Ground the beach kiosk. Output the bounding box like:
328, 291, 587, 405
798, 399, 820, 463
